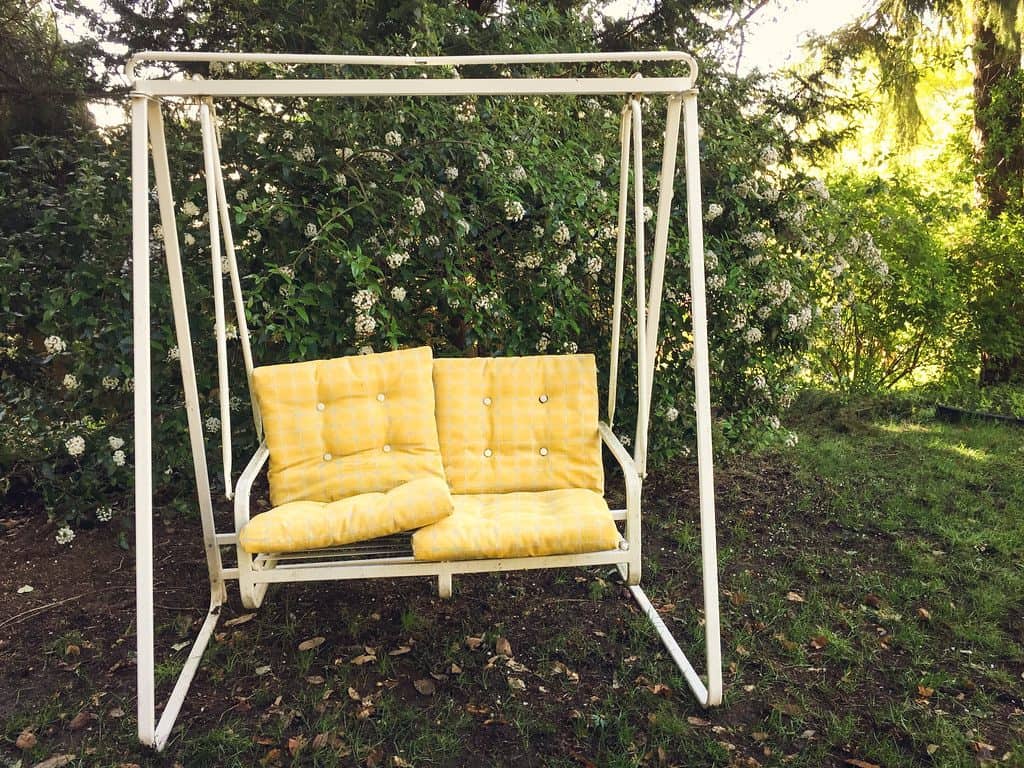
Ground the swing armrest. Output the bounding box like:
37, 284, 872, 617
598, 421, 639, 482
233, 442, 269, 535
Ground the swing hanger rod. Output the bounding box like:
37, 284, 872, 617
127, 49, 697, 82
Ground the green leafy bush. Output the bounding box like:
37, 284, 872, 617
0, 3, 845, 535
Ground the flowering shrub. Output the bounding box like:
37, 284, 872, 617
807, 173, 959, 391
0, 4, 849, 532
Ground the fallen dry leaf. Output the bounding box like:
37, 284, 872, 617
450, 663, 462, 674
260, 748, 282, 766
785, 591, 805, 603
255, 665, 271, 676
68, 711, 97, 731
107, 706, 125, 718
350, 654, 377, 666
770, 701, 802, 717
298, 636, 325, 652
969, 740, 996, 753
225, 613, 257, 627
388, 645, 412, 657
465, 636, 483, 650
17, 584, 34, 594
393, 757, 414, 768
365, 746, 385, 767
917, 684, 934, 698
16, 730, 37, 749
311, 732, 331, 750
645, 683, 672, 697
809, 635, 829, 650
495, 637, 512, 657
305, 675, 325, 685
287, 735, 307, 756
917, 607, 932, 621
413, 678, 436, 696
926, 744, 939, 755
863, 594, 882, 609
687, 716, 711, 727
347, 687, 361, 701
844, 760, 881, 768
31, 756, 76, 768
65, 644, 80, 657
507, 677, 526, 691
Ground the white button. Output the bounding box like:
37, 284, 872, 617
316, 402, 325, 411
382, 444, 392, 453
484, 448, 493, 458
483, 397, 492, 406
377, 393, 386, 402
323, 452, 332, 461
539, 394, 549, 403
539, 447, 549, 456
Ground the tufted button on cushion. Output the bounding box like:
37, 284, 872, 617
252, 346, 444, 505
432, 354, 603, 494
483, 397, 492, 406
382, 444, 392, 453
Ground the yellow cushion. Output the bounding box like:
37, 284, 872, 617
252, 347, 445, 506
239, 477, 452, 554
432, 355, 604, 495
411, 489, 620, 561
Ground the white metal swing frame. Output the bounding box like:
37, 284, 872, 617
128, 50, 722, 751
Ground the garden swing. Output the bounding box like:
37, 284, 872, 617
128, 50, 723, 750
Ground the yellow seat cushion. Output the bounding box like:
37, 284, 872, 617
239, 477, 452, 554
252, 347, 445, 506
411, 489, 620, 561
432, 355, 604, 495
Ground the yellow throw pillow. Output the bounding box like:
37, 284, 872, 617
252, 346, 445, 506
239, 476, 453, 554
432, 355, 604, 494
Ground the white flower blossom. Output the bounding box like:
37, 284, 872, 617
334, 172, 347, 187
768, 415, 781, 430
552, 221, 570, 245
63, 374, 79, 391
504, 200, 526, 222
304, 223, 318, 239
408, 197, 426, 217
618, 433, 631, 447
358, 345, 374, 355
532, 224, 545, 239
455, 101, 476, 122
731, 314, 747, 331
764, 278, 792, 306
235, 188, 248, 202
56, 526, 75, 545
96, 506, 113, 522
386, 250, 410, 269
704, 249, 719, 271
248, 228, 261, 243
353, 289, 377, 312
66, 435, 85, 457
590, 153, 605, 171
502, 149, 516, 164
707, 273, 726, 291
665, 406, 679, 422
391, 286, 407, 302
784, 306, 813, 332
183, 233, 196, 247
43, 335, 66, 355
456, 219, 470, 237
336, 146, 353, 160
784, 431, 799, 447
585, 255, 602, 275
509, 165, 527, 182
743, 327, 763, 344
806, 178, 830, 200
355, 313, 376, 337
204, 416, 221, 433
225, 323, 239, 340
282, 129, 294, 141
181, 200, 200, 218
112, 450, 126, 467
108, 436, 125, 450
536, 334, 550, 353
741, 231, 768, 249
432, 188, 444, 203
444, 166, 459, 181
384, 130, 402, 147
705, 203, 724, 222
760, 146, 780, 166
293, 144, 315, 162
563, 341, 579, 354
102, 376, 120, 390
476, 151, 492, 171
643, 206, 654, 223
747, 252, 764, 267
166, 346, 180, 362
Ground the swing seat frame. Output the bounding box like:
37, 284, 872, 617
128, 50, 723, 751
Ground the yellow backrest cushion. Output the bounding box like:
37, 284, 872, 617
252, 346, 445, 505
432, 354, 604, 494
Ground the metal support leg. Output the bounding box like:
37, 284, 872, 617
437, 571, 453, 599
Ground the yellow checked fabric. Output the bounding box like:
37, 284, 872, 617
412, 489, 620, 561
238, 477, 453, 554
252, 347, 445, 506
432, 355, 604, 495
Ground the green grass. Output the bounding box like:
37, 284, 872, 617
2, 401, 1023, 766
